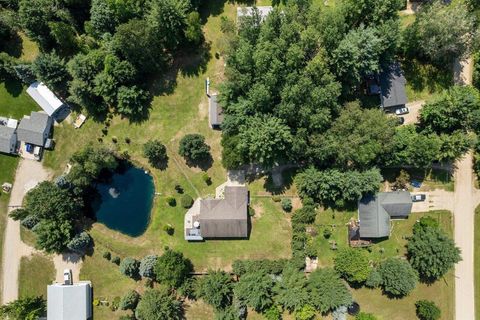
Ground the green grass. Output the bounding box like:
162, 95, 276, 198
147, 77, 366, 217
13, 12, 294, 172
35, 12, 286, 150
381, 167, 454, 192
0, 79, 39, 119
19, 254, 55, 299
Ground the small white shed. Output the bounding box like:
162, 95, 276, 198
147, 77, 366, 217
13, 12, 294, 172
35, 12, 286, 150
27, 82, 67, 117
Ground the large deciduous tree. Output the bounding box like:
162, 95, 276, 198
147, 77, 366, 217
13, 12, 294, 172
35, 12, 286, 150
334, 248, 371, 284
377, 258, 418, 297
0, 296, 46, 319
307, 268, 353, 313
234, 271, 274, 312
195, 270, 233, 310
154, 248, 192, 288
32, 52, 70, 94
272, 266, 310, 312
135, 288, 182, 320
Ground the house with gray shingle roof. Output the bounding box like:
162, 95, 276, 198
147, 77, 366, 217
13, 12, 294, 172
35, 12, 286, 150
358, 191, 412, 238
0, 126, 17, 154
47, 281, 92, 320
17, 111, 52, 147
185, 186, 249, 240
380, 63, 408, 109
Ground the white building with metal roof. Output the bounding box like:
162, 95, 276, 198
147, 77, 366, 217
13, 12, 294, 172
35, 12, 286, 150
47, 281, 92, 320
27, 81, 67, 117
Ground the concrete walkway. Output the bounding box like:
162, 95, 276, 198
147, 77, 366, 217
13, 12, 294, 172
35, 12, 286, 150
1, 159, 49, 304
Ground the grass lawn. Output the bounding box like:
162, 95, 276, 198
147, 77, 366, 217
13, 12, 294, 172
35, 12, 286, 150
0, 78, 39, 119
19, 254, 55, 299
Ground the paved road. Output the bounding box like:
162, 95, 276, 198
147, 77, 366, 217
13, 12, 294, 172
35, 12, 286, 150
1, 159, 49, 304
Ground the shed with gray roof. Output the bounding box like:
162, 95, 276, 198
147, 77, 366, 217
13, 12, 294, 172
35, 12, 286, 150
16, 111, 52, 146
209, 93, 224, 128
380, 63, 408, 109
0, 126, 17, 154
47, 281, 92, 320
358, 191, 412, 238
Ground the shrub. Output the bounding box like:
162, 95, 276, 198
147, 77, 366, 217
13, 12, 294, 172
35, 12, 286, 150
365, 269, 382, 288
112, 256, 121, 265
272, 196, 281, 202
181, 194, 194, 208
291, 206, 317, 225
178, 134, 211, 162
103, 251, 111, 260
356, 312, 378, 320
111, 296, 121, 311
139, 255, 158, 279
66, 231, 92, 253
334, 248, 371, 284
21, 215, 39, 229
177, 277, 196, 299
377, 258, 418, 297
143, 140, 168, 168
323, 228, 332, 239
120, 290, 140, 310
112, 136, 118, 143
248, 206, 255, 217
145, 278, 153, 288
415, 300, 441, 320
281, 198, 292, 212
163, 224, 174, 235
166, 196, 176, 207
413, 216, 439, 234
174, 184, 184, 193
264, 305, 282, 320
125, 137, 131, 144
154, 247, 193, 288
119, 258, 140, 279
294, 305, 316, 320
93, 299, 100, 306
202, 173, 211, 185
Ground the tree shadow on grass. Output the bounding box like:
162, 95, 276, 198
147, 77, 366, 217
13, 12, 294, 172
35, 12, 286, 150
3, 77, 23, 97
402, 58, 453, 96
2, 33, 23, 59
185, 154, 214, 171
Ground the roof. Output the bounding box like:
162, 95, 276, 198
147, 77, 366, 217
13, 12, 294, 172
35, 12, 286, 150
0, 126, 16, 154
199, 186, 248, 238
27, 81, 66, 117
380, 63, 407, 108
47, 282, 92, 320
237, 6, 273, 21
17, 112, 52, 146
358, 191, 412, 238
209, 94, 224, 127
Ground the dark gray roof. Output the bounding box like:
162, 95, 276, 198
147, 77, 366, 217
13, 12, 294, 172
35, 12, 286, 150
380, 63, 407, 108
17, 112, 52, 146
358, 191, 412, 238
209, 94, 224, 127
0, 126, 16, 154
199, 186, 248, 238
47, 282, 92, 320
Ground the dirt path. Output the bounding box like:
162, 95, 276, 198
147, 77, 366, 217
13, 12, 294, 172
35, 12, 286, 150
1, 159, 50, 304
403, 100, 425, 125
454, 152, 476, 320
454, 57, 473, 86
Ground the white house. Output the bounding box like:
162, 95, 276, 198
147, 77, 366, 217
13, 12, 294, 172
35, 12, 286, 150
27, 81, 67, 117
47, 281, 92, 320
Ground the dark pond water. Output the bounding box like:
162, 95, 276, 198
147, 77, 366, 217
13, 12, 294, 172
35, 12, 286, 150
94, 166, 154, 237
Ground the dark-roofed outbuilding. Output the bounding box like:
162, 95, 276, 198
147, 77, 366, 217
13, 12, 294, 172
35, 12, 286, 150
358, 191, 412, 238
209, 93, 224, 128
380, 63, 407, 109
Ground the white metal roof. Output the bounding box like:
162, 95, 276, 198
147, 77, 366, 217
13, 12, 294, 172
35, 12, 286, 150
47, 282, 92, 320
27, 82, 66, 117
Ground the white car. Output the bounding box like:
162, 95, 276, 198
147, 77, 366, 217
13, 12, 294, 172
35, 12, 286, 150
395, 107, 409, 115
64, 269, 72, 285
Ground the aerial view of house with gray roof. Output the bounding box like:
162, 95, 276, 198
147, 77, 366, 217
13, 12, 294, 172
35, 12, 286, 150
380, 63, 408, 109
357, 191, 413, 238
16, 111, 52, 147
0, 126, 17, 154
47, 280, 92, 320
185, 185, 249, 240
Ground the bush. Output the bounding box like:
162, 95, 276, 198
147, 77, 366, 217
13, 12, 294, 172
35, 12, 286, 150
93, 298, 100, 306
166, 196, 176, 206
365, 269, 382, 288
264, 305, 282, 320
334, 248, 371, 284
202, 173, 211, 185
111, 296, 121, 311
155, 247, 193, 288
120, 290, 140, 310
145, 278, 154, 288
103, 251, 111, 260
248, 206, 255, 217
181, 194, 194, 208
174, 184, 184, 194
66, 231, 92, 253
143, 140, 168, 168
356, 312, 377, 320
323, 228, 332, 239
112, 256, 121, 265
377, 258, 418, 297
291, 206, 317, 225
272, 196, 281, 202
163, 224, 174, 235
415, 300, 441, 320
281, 198, 292, 212
119, 258, 140, 279
413, 216, 439, 234
294, 305, 316, 320
21, 215, 39, 229
178, 134, 211, 162
139, 255, 158, 279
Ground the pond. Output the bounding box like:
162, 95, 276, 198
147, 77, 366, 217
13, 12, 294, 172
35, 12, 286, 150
94, 166, 155, 237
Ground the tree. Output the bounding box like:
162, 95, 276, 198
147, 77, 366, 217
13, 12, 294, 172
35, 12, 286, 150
185, 12, 203, 45
238, 116, 293, 168
196, 270, 233, 310
420, 86, 480, 134
407, 227, 461, 281
139, 255, 158, 279
405, 1, 475, 64
334, 248, 371, 284
234, 271, 274, 312
120, 290, 140, 311
307, 268, 353, 313
66, 231, 92, 253
18, 0, 54, 48
154, 248, 192, 288
32, 52, 70, 94
272, 266, 309, 312
377, 258, 418, 297
35, 219, 74, 253
415, 300, 441, 320
147, 0, 189, 50
48, 21, 78, 56
0, 296, 46, 320
342, 0, 404, 27
295, 167, 382, 207
180, 194, 194, 208
178, 134, 210, 162
116, 85, 151, 117
89, 0, 118, 35
135, 288, 182, 320
291, 206, 317, 225
120, 258, 140, 279
143, 140, 168, 168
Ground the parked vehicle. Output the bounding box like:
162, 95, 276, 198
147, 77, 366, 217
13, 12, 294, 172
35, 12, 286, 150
411, 194, 426, 202
395, 107, 409, 115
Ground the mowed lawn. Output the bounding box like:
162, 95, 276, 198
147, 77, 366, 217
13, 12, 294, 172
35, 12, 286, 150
0, 79, 39, 119
19, 254, 55, 299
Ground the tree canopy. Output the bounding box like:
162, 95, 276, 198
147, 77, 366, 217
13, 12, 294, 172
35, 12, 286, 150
154, 248, 193, 288
196, 270, 233, 310
334, 248, 372, 284
377, 258, 418, 297
234, 271, 274, 312
307, 268, 353, 313
135, 288, 183, 320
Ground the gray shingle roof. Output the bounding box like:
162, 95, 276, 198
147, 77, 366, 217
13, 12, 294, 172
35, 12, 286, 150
209, 94, 224, 127
199, 186, 248, 238
17, 112, 52, 146
380, 63, 407, 108
47, 282, 92, 320
0, 126, 16, 154
358, 191, 412, 238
